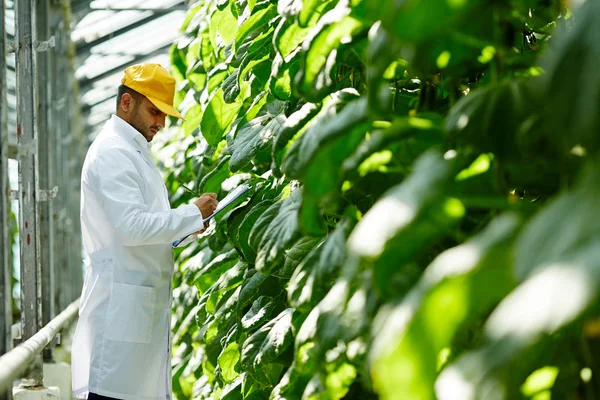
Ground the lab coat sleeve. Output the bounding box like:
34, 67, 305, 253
88, 147, 205, 246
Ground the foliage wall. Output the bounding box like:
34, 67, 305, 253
157, 0, 600, 398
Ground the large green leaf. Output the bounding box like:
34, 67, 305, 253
348, 151, 465, 297
271, 101, 321, 175
436, 238, 600, 400
445, 80, 533, 160
241, 309, 296, 371
212, 5, 238, 46
192, 249, 240, 292
288, 218, 355, 312
378, 0, 483, 43
241, 295, 276, 331
535, 0, 600, 152
198, 155, 231, 194
370, 214, 521, 400
268, 52, 301, 101
274, 19, 310, 58
235, 3, 277, 51
282, 95, 369, 232
201, 88, 244, 146
249, 189, 303, 274
281, 235, 324, 277
229, 101, 287, 172
295, 11, 366, 101
298, 0, 336, 27
514, 161, 600, 281
218, 342, 241, 383
232, 199, 276, 262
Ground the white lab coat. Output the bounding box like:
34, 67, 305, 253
72, 115, 204, 400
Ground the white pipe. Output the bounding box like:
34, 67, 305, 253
0, 298, 79, 392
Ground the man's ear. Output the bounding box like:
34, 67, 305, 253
120, 93, 133, 113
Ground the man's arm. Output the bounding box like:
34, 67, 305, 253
88, 147, 216, 246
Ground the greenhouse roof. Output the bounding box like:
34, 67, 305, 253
72, 0, 187, 141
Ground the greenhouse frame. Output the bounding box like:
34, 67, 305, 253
1, 0, 600, 399
0, 0, 186, 396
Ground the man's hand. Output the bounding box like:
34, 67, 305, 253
194, 193, 218, 233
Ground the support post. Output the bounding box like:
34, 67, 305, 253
0, 0, 14, 398
36, 0, 55, 364
15, 0, 43, 387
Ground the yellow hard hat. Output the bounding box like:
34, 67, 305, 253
121, 63, 186, 121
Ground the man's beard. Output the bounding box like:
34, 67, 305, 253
130, 106, 159, 142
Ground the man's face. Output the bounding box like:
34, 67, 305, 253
129, 96, 167, 142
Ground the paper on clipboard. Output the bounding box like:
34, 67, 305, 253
172, 183, 252, 247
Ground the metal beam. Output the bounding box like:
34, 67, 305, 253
78, 42, 173, 90
15, 0, 43, 387
74, 1, 183, 61
36, 0, 55, 364
70, 0, 92, 25
0, 0, 13, 397
91, 6, 186, 12
81, 92, 116, 113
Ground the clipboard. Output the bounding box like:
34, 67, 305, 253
172, 183, 252, 247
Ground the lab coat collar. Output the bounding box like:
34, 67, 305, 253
109, 114, 152, 152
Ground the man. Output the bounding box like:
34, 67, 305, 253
72, 64, 217, 400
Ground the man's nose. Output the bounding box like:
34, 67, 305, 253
156, 116, 165, 129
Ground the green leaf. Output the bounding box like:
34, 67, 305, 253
298, 0, 336, 27
235, 3, 277, 51
218, 342, 241, 383
249, 189, 303, 274
223, 71, 241, 103
201, 88, 244, 146
271, 101, 321, 175
342, 115, 444, 178
514, 162, 600, 281
379, 0, 483, 43
288, 218, 355, 312
241, 295, 276, 331
535, 0, 600, 150
238, 270, 267, 310
214, 6, 239, 44
241, 309, 295, 371
198, 155, 231, 194
282, 90, 360, 180
282, 96, 369, 232
288, 244, 323, 313
274, 18, 310, 58
268, 52, 300, 101
295, 13, 366, 101
445, 80, 532, 160
229, 101, 287, 172
437, 238, 600, 400
192, 249, 239, 292
220, 373, 244, 400
182, 103, 203, 137
348, 151, 465, 297
370, 214, 521, 400
234, 199, 276, 262
281, 235, 323, 278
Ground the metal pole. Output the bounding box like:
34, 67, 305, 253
0, 0, 14, 397
36, 0, 55, 363
15, 0, 43, 387
48, 25, 62, 316
0, 298, 79, 393
47, 1, 60, 324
